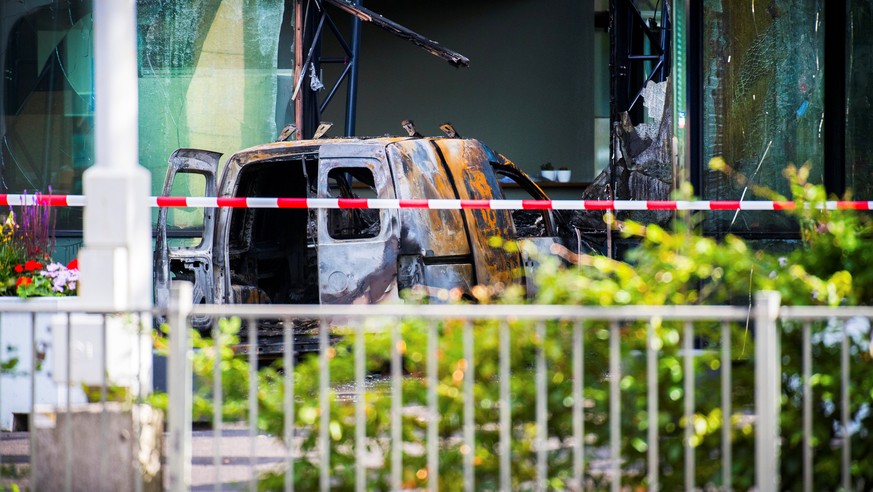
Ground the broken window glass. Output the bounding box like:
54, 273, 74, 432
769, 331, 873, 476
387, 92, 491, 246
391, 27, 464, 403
1, 1, 287, 233
138, 0, 286, 228
1, 1, 94, 230
701, 0, 824, 234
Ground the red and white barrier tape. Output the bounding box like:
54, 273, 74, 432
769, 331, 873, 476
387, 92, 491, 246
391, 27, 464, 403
0, 194, 87, 207
1, 194, 872, 211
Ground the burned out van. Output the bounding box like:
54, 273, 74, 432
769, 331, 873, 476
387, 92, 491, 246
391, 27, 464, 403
153, 137, 580, 316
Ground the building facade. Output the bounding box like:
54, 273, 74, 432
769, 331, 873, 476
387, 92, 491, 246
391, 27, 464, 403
1, 0, 871, 241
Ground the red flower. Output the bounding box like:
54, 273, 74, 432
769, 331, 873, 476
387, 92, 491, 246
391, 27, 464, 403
14, 264, 23, 273
67, 259, 78, 270
16, 277, 31, 288
24, 260, 42, 272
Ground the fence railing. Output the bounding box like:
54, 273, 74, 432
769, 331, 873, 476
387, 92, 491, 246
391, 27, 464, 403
0, 289, 870, 491
0, 299, 154, 491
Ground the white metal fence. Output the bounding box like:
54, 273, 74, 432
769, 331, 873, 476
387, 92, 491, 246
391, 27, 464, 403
0, 289, 870, 491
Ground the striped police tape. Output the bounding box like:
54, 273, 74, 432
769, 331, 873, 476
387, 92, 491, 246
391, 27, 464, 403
1, 194, 872, 211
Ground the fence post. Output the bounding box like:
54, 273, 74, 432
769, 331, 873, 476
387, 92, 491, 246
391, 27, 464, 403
168, 281, 194, 492
754, 291, 781, 492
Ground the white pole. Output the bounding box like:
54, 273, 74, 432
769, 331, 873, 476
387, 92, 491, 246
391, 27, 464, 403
754, 291, 782, 492
93, 0, 138, 170
79, 0, 153, 311
168, 282, 193, 491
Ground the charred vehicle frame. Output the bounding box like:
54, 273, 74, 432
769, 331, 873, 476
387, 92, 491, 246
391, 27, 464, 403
154, 136, 583, 353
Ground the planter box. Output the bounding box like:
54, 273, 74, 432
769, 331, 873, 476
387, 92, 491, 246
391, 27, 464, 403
33, 403, 162, 492
0, 297, 152, 430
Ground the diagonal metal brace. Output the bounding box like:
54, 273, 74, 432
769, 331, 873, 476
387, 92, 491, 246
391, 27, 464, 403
323, 0, 470, 67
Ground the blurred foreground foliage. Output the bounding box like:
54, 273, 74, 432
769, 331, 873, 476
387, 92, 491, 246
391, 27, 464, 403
153, 166, 873, 490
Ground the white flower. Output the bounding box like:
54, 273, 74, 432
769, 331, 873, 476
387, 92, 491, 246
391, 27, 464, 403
39, 263, 77, 293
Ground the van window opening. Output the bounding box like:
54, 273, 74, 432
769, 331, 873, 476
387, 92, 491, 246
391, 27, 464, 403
326, 167, 381, 240
166, 172, 207, 249
493, 168, 551, 238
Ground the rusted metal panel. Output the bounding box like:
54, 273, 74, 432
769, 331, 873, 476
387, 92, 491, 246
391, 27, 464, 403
386, 140, 476, 296
433, 139, 522, 290
397, 256, 475, 299
387, 140, 470, 257
231, 284, 272, 304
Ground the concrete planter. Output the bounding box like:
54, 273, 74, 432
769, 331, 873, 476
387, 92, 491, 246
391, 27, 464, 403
33, 403, 163, 492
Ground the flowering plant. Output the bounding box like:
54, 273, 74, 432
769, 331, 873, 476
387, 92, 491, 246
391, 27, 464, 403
12, 259, 79, 297
43, 259, 79, 293
0, 194, 78, 298
0, 211, 22, 293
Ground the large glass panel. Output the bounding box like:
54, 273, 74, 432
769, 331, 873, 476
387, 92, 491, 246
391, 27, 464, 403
847, 1, 873, 199
1, 1, 94, 230
702, 0, 824, 234
138, 0, 286, 229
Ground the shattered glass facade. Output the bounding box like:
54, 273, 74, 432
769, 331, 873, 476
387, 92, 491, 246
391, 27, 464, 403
3, 1, 870, 237
0, 0, 285, 230
701, 0, 824, 234
1, 1, 94, 229
138, 0, 285, 229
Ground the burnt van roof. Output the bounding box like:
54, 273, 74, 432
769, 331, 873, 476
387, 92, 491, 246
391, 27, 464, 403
228, 136, 425, 162
222, 136, 490, 173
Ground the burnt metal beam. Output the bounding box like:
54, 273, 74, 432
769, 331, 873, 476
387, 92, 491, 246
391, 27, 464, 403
345, 0, 362, 136
294, 0, 470, 139
322, 0, 470, 68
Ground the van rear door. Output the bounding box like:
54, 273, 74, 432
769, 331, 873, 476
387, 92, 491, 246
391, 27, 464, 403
316, 143, 401, 304
153, 149, 220, 320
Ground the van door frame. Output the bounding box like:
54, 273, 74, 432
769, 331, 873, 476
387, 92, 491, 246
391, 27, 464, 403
316, 143, 401, 304
153, 148, 220, 321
